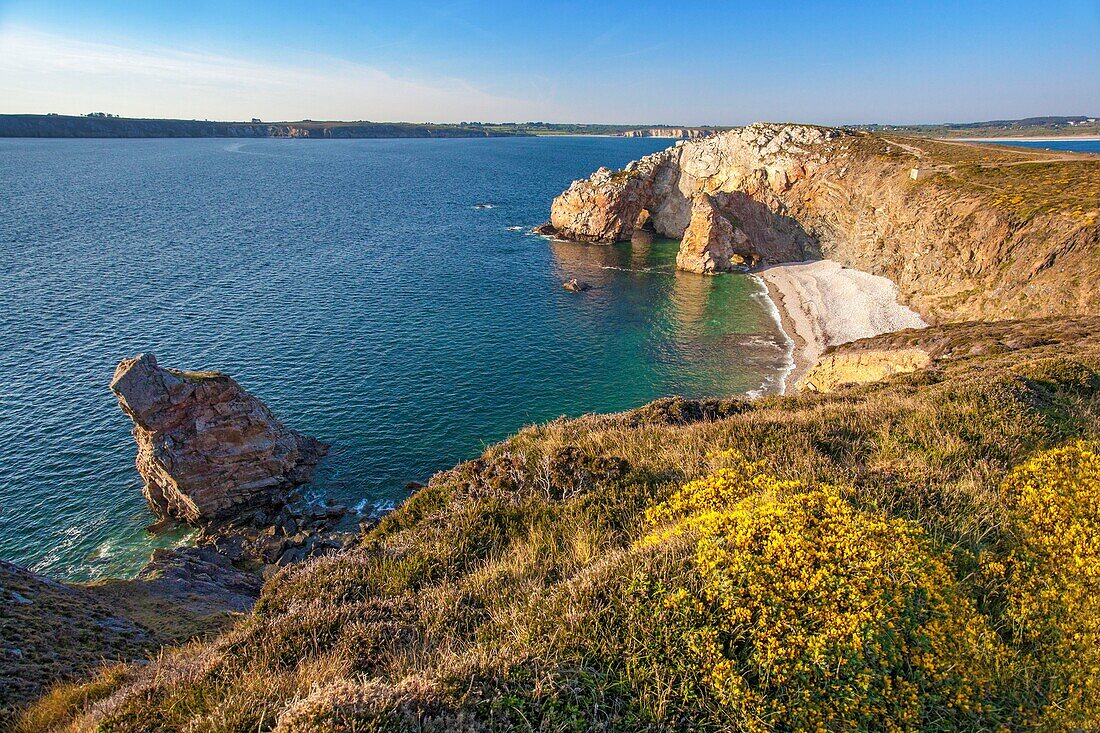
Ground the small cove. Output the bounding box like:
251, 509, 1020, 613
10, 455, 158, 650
0, 136, 791, 580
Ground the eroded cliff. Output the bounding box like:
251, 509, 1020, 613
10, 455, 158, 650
549, 123, 1100, 322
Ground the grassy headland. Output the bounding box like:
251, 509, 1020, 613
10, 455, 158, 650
847, 115, 1100, 139
16, 317, 1100, 731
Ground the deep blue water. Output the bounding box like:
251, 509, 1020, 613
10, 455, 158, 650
974, 138, 1100, 153
0, 136, 790, 581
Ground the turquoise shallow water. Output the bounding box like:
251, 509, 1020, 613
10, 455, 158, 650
0, 136, 790, 581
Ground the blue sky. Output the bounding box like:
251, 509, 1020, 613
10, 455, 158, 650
1, 0, 1097, 124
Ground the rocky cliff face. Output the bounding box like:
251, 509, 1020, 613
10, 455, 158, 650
621, 128, 716, 139
549, 123, 1100, 322
110, 354, 327, 525
676, 193, 757, 273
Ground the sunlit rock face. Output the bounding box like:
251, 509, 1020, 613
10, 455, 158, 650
110, 353, 327, 525
549, 123, 834, 253
676, 193, 761, 274
548, 122, 1100, 323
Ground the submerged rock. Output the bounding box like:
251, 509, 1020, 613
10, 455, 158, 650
110, 353, 327, 526
562, 278, 591, 292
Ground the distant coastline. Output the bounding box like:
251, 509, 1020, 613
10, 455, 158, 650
0, 114, 531, 139
0, 114, 718, 140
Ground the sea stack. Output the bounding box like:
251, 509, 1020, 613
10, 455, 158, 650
110, 353, 327, 526
676, 193, 758, 274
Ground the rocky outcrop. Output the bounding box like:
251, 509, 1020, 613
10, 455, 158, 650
0, 351, 381, 721
550, 123, 1100, 323
798, 348, 932, 392
798, 315, 1100, 392
549, 166, 654, 243
197, 499, 365, 571
110, 354, 327, 526
676, 193, 758, 273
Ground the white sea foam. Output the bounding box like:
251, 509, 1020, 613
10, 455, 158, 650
599, 265, 666, 274
750, 274, 796, 397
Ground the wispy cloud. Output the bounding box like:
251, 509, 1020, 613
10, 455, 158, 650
0, 26, 555, 122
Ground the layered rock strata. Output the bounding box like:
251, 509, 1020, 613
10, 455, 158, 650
798, 315, 1100, 392
110, 353, 327, 525
547, 123, 1100, 323
676, 193, 757, 273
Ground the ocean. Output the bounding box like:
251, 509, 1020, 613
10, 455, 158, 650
972, 138, 1100, 153
0, 136, 790, 581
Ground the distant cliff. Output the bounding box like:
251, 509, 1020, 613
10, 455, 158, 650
621, 127, 717, 139
548, 123, 1100, 323
0, 114, 532, 139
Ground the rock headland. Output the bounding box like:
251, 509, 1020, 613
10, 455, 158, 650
544, 123, 1100, 323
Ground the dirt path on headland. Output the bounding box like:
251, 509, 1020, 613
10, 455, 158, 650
758, 260, 928, 391
907, 136, 1094, 165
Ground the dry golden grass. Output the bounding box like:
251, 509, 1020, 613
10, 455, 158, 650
877, 135, 1100, 221
15, 320, 1100, 732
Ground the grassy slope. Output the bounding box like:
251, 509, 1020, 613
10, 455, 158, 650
0, 563, 155, 729
897, 136, 1100, 222
19, 318, 1100, 731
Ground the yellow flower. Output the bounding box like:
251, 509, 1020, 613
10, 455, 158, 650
642, 452, 1005, 731
993, 441, 1100, 728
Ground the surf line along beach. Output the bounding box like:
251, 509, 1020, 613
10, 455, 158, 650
755, 259, 928, 392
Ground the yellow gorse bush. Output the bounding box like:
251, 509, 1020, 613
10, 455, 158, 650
985, 440, 1100, 728
644, 451, 1005, 732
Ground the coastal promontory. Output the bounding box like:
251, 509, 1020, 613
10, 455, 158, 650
547, 123, 1100, 323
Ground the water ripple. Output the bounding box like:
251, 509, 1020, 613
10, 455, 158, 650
0, 137, 789, 580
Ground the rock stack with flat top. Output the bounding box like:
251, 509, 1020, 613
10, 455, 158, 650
110, 353, 327, 526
